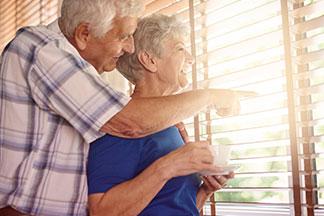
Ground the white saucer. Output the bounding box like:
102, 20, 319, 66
200, 165, 240, 176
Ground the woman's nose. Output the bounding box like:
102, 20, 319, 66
185, 50, 194, 64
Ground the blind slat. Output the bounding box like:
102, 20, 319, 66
293, 33, 324, 49
295, 49, 324, 65
144, 0, 178, 15
158, 0, 188, 15
295, 83, 324, 96
291, 15, 324, 33
291, 0, 324, 18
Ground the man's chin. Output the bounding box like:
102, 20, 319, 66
103, 63, 117, 72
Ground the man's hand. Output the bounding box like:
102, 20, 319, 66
200, 172, 235, 194
157, 141, 222, 180
209, 89, 257, 116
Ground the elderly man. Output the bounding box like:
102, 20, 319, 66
0, 0, 250, 215
87, 14, 234, 216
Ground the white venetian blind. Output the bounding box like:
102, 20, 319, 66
143, 0, 324, 216
0, 0, 60, 51
191, 0, 292, 215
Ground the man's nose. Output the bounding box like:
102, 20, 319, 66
123, 36, 135, 54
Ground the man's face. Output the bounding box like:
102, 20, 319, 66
82, 16, 138, 73
156, 37, 192, 93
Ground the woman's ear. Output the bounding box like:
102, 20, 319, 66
73, 23, 90, 50
137, 51, 158, 73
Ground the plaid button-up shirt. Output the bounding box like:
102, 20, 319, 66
0, 20, 130, 216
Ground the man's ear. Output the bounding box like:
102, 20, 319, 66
73, 23, 90, 50
137, 51, 158, 73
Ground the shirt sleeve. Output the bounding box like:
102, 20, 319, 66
87, 135, 141, 194
29, 41, 130, 143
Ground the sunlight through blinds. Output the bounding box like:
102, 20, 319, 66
0, 0, 60, 51
192, 0, 293, 215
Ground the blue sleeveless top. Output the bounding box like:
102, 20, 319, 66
87, 126, 201, 215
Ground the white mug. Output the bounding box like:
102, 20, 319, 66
211, 144, 231, 166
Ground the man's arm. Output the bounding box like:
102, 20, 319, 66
101, 90, 211, 138
101, 89, 255, 138
89, 141, 223, 216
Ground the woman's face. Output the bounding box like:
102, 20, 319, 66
156, 36, 192, 93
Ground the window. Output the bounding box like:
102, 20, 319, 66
0, 0, 61, 51
187, 0, 293, 215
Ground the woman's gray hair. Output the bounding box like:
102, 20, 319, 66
117, 14, 189, 84
60, 0, 143, 38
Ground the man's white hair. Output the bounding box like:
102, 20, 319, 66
60, 0, 143, 38
117, 14, 189, 84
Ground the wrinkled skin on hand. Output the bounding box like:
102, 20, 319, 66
200, 172, 235, 193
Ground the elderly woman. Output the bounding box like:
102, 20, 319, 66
87, 14, 234, 216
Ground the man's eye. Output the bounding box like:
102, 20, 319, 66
120, 35, 130, 41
